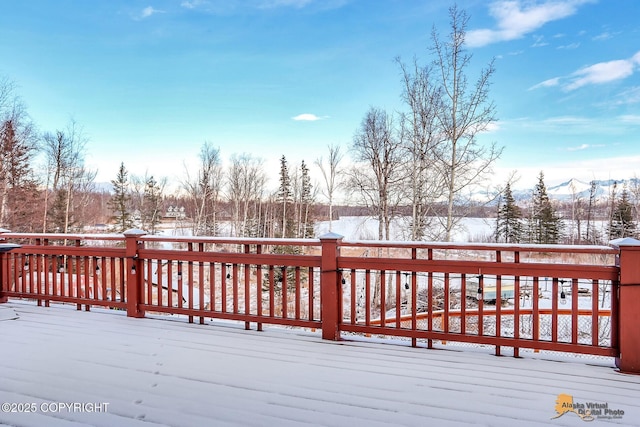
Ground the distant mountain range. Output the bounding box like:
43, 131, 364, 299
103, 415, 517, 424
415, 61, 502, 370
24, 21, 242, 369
513, 178, 640, 202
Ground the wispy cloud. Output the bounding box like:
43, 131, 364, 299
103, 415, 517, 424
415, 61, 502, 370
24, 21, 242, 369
511, 115, 638, 137
530, 50, 640, 91
566, 143, 604, 151
259, 0, 314, 9
542, 116, 590, 126
565, 53, 640, 91
557, 42, 580, 49
592, 31, 614, 41
612, 87, 640, 105
138, 6, 164, 19
292, 113, 327, 121
483, 122, 501, 133
467, 0, 594, 47
528, 77, 560, 90
181, 0, 208, 9
179, 0, 344, 14
619, 114, 640, 125
530, 35, 548, 48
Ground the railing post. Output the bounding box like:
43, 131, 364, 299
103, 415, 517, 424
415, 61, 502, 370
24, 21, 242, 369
0, 229, 20, 304
124, 229, 146, 318
0, 249, 8, 303
610, 237, 640, 374
320, 232, 343, 341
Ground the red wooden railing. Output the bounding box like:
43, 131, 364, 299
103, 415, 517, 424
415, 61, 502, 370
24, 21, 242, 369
336, 239, 619, 358
2, 230, 640, 373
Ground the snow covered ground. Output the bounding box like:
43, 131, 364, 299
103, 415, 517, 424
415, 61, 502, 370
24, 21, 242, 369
315, 216, 614, 243
2, 301, 639, 426
317, 216, 497, 242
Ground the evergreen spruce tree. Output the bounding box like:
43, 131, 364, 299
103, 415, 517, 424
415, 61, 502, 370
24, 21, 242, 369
495, 182, 522, 243
108, 162, 134, 233
609, 187, 636, 239
277, 155, 293, 238
299, 160, 315, 238
529, 171, 562, 244
583, 180, 599, 243
47, 189, 73, 232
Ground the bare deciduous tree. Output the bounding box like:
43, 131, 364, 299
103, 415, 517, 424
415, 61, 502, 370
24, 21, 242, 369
183, 142, 223, 236
226, 153, 266, 237
42, 119, 94, 233
348, 107, 405, 241
397, 57, 445, 240
315, 144, 343, 232
430, 6, 502, 241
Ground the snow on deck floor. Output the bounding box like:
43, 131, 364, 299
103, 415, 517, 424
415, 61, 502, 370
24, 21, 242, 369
1, 302, 639, 427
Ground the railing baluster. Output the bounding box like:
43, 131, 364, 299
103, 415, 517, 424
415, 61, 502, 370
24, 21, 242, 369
268, 265, 274, 318
460, 272, 466, 335
295, 266, 301, 321
395, 270, 401, 329
244, 244, 250, 329
533, 276, 539, 347
443, 272, 449, 334
380, 270, 386, 327
365, 270, 371, 326
571, 278, 579, 344
591, 279, 599, 347
513, 251, 520, 358
552, 277, 559, 342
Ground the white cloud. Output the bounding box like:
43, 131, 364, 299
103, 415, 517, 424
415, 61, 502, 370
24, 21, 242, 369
565, 58, 636, 91
178, 0, 345, 14
292, 113, 327, 121
612, 87, 640, 105
566, 143, 605, 151
530, 35, 548, 48
528, 77, 560, 90
483, 122, 501, 133
557, 42, 580, 49
259, 0, 314, 9
140, 6, 164, 19
467, 0, 594, 47
592, 31, 613, 41
618, 115, 640, 125
542, 116, 589, 126
181, 0, 208, 9
530, 50, 640, 91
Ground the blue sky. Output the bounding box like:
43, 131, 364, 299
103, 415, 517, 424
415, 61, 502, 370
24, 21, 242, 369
1, 0, 639, 190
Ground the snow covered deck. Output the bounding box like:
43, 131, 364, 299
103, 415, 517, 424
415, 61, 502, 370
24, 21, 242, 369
2, 301, 640, 427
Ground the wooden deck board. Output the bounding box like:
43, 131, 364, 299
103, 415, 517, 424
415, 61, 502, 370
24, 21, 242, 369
1, 301, 639, 426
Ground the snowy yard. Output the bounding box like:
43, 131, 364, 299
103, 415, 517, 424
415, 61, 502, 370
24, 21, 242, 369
2, 301, 639, 426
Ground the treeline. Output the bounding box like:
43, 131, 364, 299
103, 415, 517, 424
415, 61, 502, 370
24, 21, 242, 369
107, 152, 318, 239
495, 172, 639, 245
